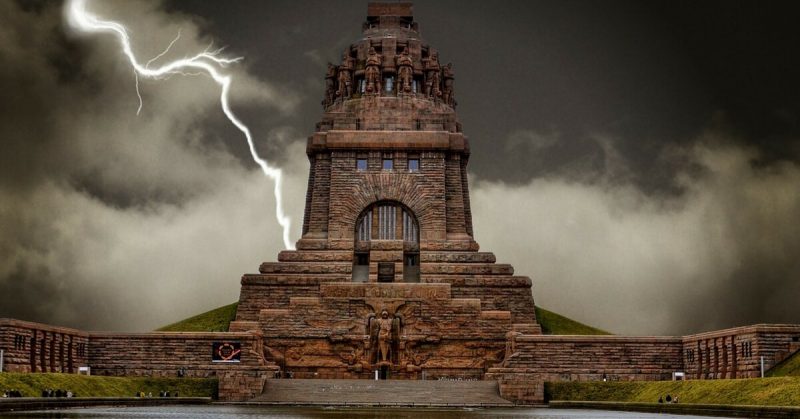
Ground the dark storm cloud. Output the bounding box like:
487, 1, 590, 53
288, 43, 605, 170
0, 0, 308, 330
472, 134, 800, 335
2, 0, 799, 334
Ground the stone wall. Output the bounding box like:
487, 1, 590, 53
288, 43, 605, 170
487, 335, 684, 404
0, 318, 89, 373
487, 325, 800, 405
235, 248, 541, 327
682, 324, 800, 379
300, 101, 474, 253
88, 331, 277, 401
243, 282, 517, 380
426, 274, 538, 324
87, 331, 273, 377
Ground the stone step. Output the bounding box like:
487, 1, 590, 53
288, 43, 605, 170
772, 342, 800, 365
259, 262, 353, 274
242, 274, 350, 285
277, 250, 353, 262
423, 275, 532, 287
252, 378, 512, 406
275, 251, 498, 263
421, 263, 514, 275
420, 252, 496, 263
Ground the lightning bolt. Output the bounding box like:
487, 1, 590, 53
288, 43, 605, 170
65, 0, 295, 250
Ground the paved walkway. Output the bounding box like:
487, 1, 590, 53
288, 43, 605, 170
249, 379, 514, 407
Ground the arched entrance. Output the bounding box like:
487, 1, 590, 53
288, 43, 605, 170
353, 201, 419, 282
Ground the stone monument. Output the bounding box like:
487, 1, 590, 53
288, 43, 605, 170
3, 1, 799, 405
230, 1, 542, 380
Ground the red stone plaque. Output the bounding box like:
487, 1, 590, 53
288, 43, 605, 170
212, 341, 241, 362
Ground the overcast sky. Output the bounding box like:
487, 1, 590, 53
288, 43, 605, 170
1, 0, 799, 335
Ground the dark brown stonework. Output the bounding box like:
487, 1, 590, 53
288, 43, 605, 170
2, 2, 800, 405
234, 2, 542, 381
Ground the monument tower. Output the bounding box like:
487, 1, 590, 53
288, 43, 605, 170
3, 2, 800, 405
230, 2, 541, 380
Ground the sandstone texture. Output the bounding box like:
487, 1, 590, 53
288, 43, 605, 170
2, 2, 799, 405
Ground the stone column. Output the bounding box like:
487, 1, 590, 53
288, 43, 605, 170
696, 341, 703, 379
713, 339, 720, 379
30, 331, 37, 372
721, 336, 728, 378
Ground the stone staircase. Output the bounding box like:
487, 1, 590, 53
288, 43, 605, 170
236, 248, 541, 326
249, 379, 513, 407
771, 341, 800, 366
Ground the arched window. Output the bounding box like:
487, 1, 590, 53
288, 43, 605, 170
356, 202, 418, 242
354, 202, 420, 283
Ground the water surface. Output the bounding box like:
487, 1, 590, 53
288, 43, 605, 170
6, 405, 731, 418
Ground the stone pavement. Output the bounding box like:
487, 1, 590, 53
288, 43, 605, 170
249, 379, 514, 407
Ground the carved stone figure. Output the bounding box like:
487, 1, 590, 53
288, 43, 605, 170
376, 310, 393, 362
442, 62, 455, 106
365, 47, 382, 94
337, 52, 354, 98
324, 62, 337, 106
396, 47, 414, 93
423, 51, 441, 98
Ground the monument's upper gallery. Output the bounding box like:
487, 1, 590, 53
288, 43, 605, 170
320, 2, 457, 121
301, 2, 474, 248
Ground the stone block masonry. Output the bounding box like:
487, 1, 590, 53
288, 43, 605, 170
3, 2, 800, 407
86, 330, 277, 401
0, 318, 88, 373
488, 324, 800, 404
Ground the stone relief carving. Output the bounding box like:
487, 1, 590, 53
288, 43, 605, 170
365, 47, 383, 94
368, 310, 397, 364
323, 62, 337, 106
336, 343, 365, 367
396, 47, 414, 93
423, 51, 441, 98
336, 52, 354, 98
442, 62, 455, 106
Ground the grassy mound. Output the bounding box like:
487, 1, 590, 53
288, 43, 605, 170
535, 306, 610, 335
546, 377, 800, 406
157, 302, 238, 332
767, 350, 800, 377
156, 302, 610, 336
0, 373, 217, 398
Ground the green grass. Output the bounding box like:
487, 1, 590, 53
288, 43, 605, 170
157, 302, 238, 332
535, 306, 611, 335
546, 377, 800, 406
767, 350, 800, 377
0, 373, 217, 398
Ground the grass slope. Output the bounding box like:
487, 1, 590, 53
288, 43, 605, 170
767, 350, 800, 377
156, 302, 610, 336
157, 302, 238, 332
546, 377, 800, 406
0, 373, 217, 398
535, 306, 610, 335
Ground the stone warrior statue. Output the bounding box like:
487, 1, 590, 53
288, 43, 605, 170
323, 62, 337, 106
442, 62, 455, 106
396, 47, 414, 93
377, 310, 393, 362
365, 47, 382, 94
423, 51, 441, 98
337, 52, 354, 98
369, 310, 396, 363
